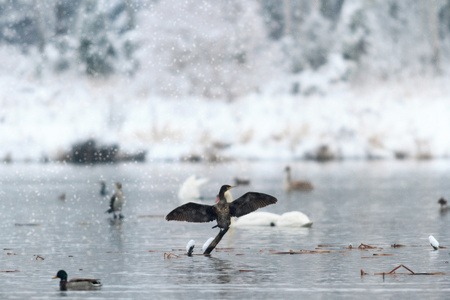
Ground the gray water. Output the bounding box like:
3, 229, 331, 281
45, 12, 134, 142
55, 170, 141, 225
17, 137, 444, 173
0, 160, 449, 299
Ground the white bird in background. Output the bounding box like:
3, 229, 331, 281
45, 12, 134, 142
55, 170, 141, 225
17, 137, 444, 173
277, 211, 313, 227
202, 237, 214, 252
429, 235, 439, 250
233, 211, 313, 228
178, 175, 209, 200
186, 240, 195, 256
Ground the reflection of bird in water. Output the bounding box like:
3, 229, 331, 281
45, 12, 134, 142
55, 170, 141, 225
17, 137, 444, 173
105, 183, 124, 219
99, 181, 107, 196
284, 166, 313, 191
166, 185, 277, 230
438, 197, 447, 209
53, 270, 102, 291
233, 211, 313, 227
233, 177, 250, 186
429, 235, 439, 250
178, 175, 209, 200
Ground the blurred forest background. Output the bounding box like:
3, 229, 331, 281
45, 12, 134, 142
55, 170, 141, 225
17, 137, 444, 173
2, 0, 449, 100
1, 0, 450, 162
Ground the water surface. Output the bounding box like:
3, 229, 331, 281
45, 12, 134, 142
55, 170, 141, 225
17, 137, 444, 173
0, 160, 449, 299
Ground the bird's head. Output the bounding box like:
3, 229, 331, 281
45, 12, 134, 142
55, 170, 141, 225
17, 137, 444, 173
53, 270, 68, 280
116, 182, 122, 189
216, 185, 234, 202
284, 166, 291, 172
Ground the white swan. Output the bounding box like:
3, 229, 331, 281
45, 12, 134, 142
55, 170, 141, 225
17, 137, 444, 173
178, 175, 209, 200
277, 211, 313, 227
233, 211, 313, 228
233, 212, 280, 227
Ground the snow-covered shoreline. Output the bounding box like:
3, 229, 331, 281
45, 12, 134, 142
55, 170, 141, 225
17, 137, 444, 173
1, 75, 449, 163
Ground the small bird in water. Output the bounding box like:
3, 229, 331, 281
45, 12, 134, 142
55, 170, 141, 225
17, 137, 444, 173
438, 197, 447, 209
284, 166, 313, 191
105, 183, 124, 219
52, 270, 102, 291
166, 185, 277, 230
99, 181, 107, 196
234, 177, 250, 186
429, 235, 439, 250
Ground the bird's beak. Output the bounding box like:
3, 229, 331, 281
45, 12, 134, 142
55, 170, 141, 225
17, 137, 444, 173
215, 196, 219, 203
228, 186, 236, 190
52, 276, 58, 279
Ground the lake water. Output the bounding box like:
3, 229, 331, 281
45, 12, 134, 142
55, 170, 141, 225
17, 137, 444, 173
0, 160, 449, 299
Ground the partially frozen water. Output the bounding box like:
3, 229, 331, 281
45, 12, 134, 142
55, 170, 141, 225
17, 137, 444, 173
1, 160, 449, 299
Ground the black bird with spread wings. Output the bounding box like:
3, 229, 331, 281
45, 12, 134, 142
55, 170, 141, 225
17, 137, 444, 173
166, 185, 277, 230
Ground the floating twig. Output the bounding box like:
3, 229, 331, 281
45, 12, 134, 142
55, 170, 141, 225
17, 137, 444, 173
372, 264, 446, 276
358, 243, 381, 249
164, 252, 180, 259
0, 270, 19, 273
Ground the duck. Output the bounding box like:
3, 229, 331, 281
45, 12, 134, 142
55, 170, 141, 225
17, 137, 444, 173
166, 185, 277, 230
105, 183, 124, 219
99, 181, 107, 196
438, 197, 447, 209
178, 175, 209, 200
284, 166, 313, 191
233, 211, 313, 227
52, 270, 102, 291
233, 177, 251, 186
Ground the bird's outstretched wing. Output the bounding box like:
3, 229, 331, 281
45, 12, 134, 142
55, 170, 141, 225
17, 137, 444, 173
229, 192, 277, 217
166, 203, 216, 223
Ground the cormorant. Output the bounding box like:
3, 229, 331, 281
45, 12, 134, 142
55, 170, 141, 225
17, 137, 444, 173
166, 185, 277, 230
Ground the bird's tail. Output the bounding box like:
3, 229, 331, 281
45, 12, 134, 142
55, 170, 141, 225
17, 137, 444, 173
105, 208, 113, 214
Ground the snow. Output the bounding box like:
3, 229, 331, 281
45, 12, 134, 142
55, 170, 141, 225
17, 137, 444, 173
1, 73, 450, 162
1, 1, 450, 163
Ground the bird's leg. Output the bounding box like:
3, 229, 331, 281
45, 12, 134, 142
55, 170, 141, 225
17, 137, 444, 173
119, 214, 124, 219
113, 213, 117, 219
211, 225, 218, 229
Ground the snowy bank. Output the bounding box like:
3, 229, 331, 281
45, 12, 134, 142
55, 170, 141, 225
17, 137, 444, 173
1, 75, 449, 163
